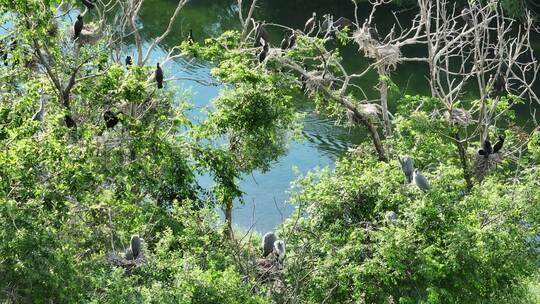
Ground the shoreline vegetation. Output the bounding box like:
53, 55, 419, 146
1, 0, 539, 303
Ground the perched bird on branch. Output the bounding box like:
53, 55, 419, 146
187, 29, 195, 45
254, 20, 269, 48
304, 12, 317, 35
81, 0, 95, 10
280, 31, 290, 51
64, 114, 77, 129
398, 155, 414, 183
125, 55, 132, 66
368, 23, 380, 42
262, 232, 277, 257
125, 234, 142, 260
288, 30, 297, 49
258, 39, 269, 63
73, 15, 84, 40
155, 62, 163, 89
413, 169, 430, 192
493, 134, 505, 153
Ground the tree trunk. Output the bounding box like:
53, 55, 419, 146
453, 132, 473, 191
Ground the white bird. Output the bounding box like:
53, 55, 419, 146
274, 240, 286, 264
398, 155, 414, 183
413, 169, 430, 192
262, 232, 277, 257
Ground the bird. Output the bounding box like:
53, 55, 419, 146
254, 21, 270, 48
492, 74, 505, 95
280, 32, 290, 51
273, 240, 286, 264
262, 232, 277, 257
155, 62, 163, 89
304, 12, 317, 35
32, 96, 48, 122
81, 0, 95, 10
64, 115, 77, 129
125, 234, 142, 260
385, 211, 397, 224
125, 55, 132, 66
368, 23, 380, 42
187, 29, 195, 45
413, 169, 430, 192
258, 40, 269, 63
333, 17, 354, 31
104, 110, 120, 129
493, 134, 505, 153
288, 31, 297, 49
73, 15, 84, 40
482, 139, 492, 158
398, 155, 415, 183
461, 7, 472, 26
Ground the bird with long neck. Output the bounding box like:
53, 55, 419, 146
125, 55, 132, 67
155, 62, 164, 89
187, 29, 195, 45
73, 15, 84, 40
304, 12, 317, 35
32, 95, 48, 122
280, 31, 290, 51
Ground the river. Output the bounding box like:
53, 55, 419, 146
133, 0, 539, 232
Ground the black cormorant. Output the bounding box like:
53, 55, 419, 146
74, 15, 84, 40
258, 40, 269, 63
65, 115, 77, 129
304, 12, 317, 35
280, 32, 290, 51
187, 29, 195, 45
288, 31, 297, 48
104, 110, 121, 129
81, 0, 95, 10
125, 55, 132, 66
155, 62, 163, 89
493, 134, 505, 153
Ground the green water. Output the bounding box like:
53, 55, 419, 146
129, 0, 539, 232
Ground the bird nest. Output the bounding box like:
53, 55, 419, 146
444, 108, 473, 127
72, 23, 101, 44
353, 28, 401, 70
304, 70, 336, 95
107, 251, 146, 267
473, 153, 503, 181
346, 103, 379, 126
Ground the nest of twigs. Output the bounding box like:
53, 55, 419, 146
444, 108, 473, 127
346, 104, 379, 126
255, 252, 286, 298
107, 250, 146, 267
474, 152, 503, 181
353, 27, 401, 70
304, 70, 337, 95
72, 24, 101, 44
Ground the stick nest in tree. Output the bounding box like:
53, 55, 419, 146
304, 70, 337, 96
353, 28, 401, 70
474, 153, 503, 181
444, 108, 473, 127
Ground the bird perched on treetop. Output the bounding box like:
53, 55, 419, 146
258, 39, 269, 63
398, 155, 414, 183
81, 0, 95, 10
262, 232, 277, 257
125, 55, 132, 66
187, 29, 195, 45
125, 234, 142, 260
155, 62, 163, 89
304, 12, 317, 35
413, 169, 430, 192
288, 30, 297, 49
280, 31, 290, 51
73, 15, 84, 40
493, 134, 505, 153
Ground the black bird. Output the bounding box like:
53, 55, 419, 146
368, 23, 380, 42
288, 31, 297, 49
254, 21, 270, 48
334, 17, 354, 31
280, 32, 290, 51
304, 12, 317, 34
187, 29, 195, 45
482, 139, 492, 158
258, 40, 269, 63
81, 0, 95, 10
65, 115, 77, 129
493, 74, 505, 95
155, 62, 163, 89
125, 55, 132, 66
104, 110, 120, 129
73, 15, 84, 40
493, 134, 505, 153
